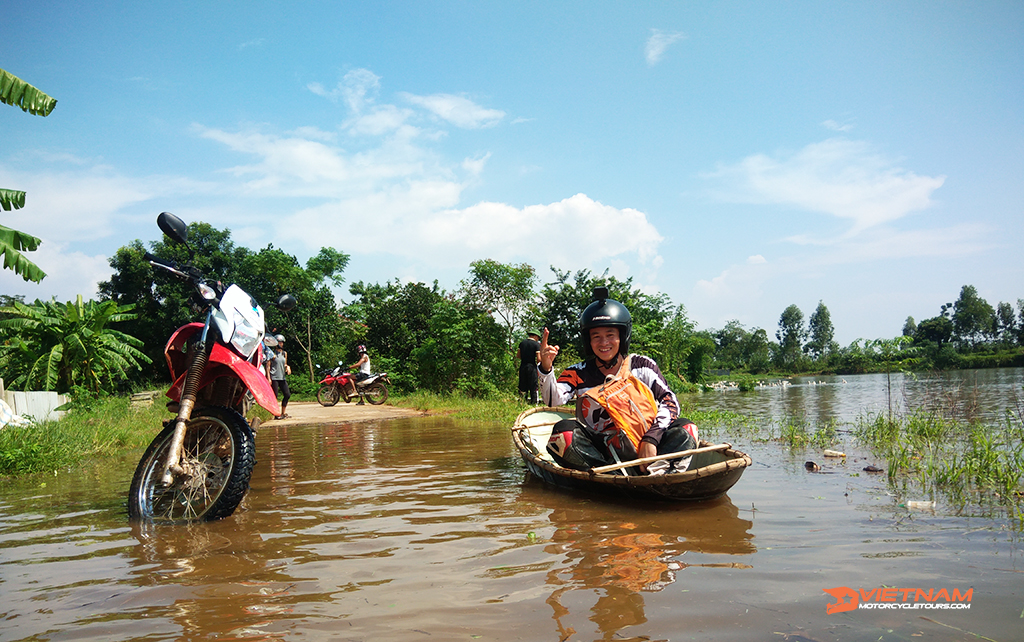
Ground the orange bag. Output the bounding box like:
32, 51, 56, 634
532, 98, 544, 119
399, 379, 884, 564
581, 355, 658, 449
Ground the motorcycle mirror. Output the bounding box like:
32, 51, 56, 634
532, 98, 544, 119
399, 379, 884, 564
275, 294, 297, 311
157, 212, 189, 245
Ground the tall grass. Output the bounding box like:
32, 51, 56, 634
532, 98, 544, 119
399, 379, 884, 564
855, 409, 1024, 512
0, 395, 168, 476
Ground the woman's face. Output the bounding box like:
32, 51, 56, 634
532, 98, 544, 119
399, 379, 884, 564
589, 326, 620, 363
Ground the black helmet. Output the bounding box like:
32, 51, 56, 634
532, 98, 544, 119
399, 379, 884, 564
579, 286, 631, 357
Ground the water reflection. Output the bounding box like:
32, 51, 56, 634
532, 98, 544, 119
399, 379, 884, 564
684, 367, 1024, 425
519, 483, 755, 640
1, 397, 1020, 641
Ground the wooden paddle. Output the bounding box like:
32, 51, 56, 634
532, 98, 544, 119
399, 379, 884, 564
589, 443, 732, 474
510, 420, 560, 431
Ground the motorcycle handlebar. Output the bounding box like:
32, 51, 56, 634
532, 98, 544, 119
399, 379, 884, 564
144, 252, 192, 280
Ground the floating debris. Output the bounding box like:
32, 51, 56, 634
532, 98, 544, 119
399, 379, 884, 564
863, 465, 884, 473
804, 461, 820, 472
823, 449, 846, 458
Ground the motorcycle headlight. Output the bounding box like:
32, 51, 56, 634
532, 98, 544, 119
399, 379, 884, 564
198, 282, 218, 301
230, 309, 261, 357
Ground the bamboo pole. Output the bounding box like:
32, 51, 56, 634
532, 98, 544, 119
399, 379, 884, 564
589, 443, 732, 474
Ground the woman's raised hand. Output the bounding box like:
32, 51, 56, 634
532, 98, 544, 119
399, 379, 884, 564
539, 327, 559, 372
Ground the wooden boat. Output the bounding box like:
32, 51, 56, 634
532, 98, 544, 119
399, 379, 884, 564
512, 406, 751, 502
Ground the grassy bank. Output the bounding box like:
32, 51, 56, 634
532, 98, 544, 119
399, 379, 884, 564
0, 395, 168, 476
392, 390, 536, 425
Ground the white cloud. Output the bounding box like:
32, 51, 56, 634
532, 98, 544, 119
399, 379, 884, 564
0, 166, 176, 244
461, 153, 491, 176
823, 119, 854, 132
701, 138, 946, 235
645, 29, 686, 66
2, 69, 666, 302
400, 92, 505, 129
693, 222, 988, 315
0, 241, 112, 302
345, 104, 415, 137
308, 68, 382, 114
237, 38, 265, 50
277, 193, 663, 277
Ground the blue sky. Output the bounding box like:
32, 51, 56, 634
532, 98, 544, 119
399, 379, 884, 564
2, 1, 1022, 345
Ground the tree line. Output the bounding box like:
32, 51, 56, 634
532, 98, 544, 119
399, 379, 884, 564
711, 286, 1024, 376
1, 219, 1022, 396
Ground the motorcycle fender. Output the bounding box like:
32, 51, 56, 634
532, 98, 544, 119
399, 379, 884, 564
166, 341, 282, 416
164, 322, 204, 382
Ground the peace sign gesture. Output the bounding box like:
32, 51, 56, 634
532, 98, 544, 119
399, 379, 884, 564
539, 327, 560, 372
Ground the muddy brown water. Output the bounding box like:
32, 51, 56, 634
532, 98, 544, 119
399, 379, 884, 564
1, 405, 1022, 641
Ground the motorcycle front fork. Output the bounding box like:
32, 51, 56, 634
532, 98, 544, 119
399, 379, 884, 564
162, 340, 210, 485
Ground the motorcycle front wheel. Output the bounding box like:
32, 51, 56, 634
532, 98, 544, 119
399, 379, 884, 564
363, 382, 389, 405
316, 384, 340, 407
128, 406, 256, 523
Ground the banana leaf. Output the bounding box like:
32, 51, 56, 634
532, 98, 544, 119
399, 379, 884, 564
0, 68, 57, 117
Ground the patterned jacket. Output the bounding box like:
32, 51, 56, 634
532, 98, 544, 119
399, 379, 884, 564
538, 354, 680, 448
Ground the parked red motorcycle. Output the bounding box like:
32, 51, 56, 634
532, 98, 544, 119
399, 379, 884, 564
127, 212, 295, 523
316, 362, 353, 407
317, 362, 391, 406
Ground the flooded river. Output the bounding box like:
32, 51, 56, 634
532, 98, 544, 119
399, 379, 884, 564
1, 369, 1023, 641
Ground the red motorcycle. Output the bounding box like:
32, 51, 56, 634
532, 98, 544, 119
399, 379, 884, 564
317, 362, 390, 406
127, 212, 296, 523
316, 362, 354, 407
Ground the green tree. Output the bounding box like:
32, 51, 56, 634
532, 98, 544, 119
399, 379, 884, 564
1018, 299, 1024, 346
774, 304, 806, 370
238, 244, 350, 380
411, 298, 509, 396
914, 316, 953, 348
682, 332, 716, 385
346, 280, 443, 372
0, 296, 150, 393
653, 308, 698, 383
99, 222, 349, 382
742, 328, 772, 374
712, 320, 748, 369
951, 285, 995, 348
805, 300, 837, 361
994, 301, 1017, 346
902, 316, 917, 337
536, 267, 674, 365
459, 259, 537, 357
0, 68, 56, 283
99, 223, 254, 379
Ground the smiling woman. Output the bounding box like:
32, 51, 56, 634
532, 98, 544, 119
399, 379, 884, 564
538, 287, 698, 475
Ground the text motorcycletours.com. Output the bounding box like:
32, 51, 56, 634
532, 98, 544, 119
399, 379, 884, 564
823, 587, 972, 615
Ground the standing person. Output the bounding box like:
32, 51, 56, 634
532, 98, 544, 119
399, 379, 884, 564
538, 287, 698, 474
268, 334, 291, 420
516, 330, 542, 404
348, 344, 371, 405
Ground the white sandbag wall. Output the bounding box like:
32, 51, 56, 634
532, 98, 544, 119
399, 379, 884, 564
0, 378, 69, 423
